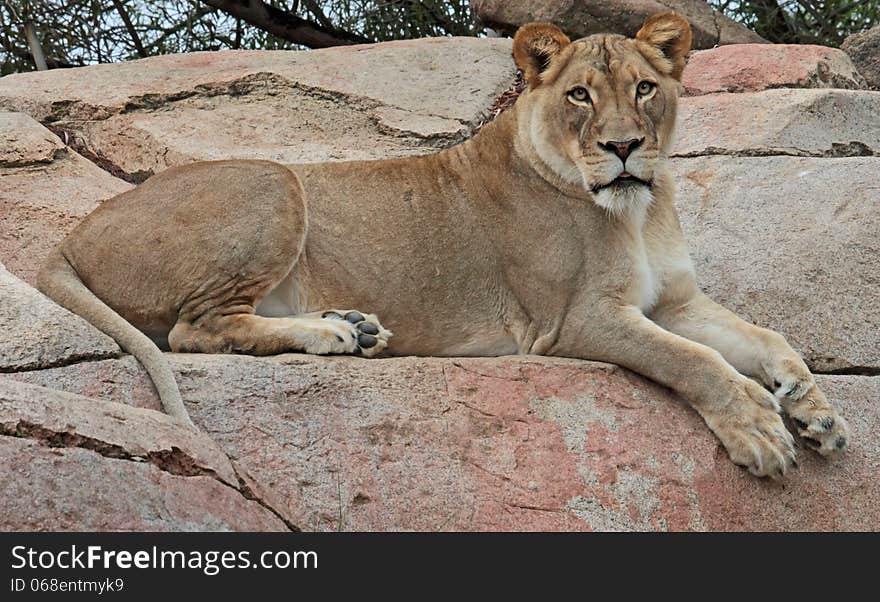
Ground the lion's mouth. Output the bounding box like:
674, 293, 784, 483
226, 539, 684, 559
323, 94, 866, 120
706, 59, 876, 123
591, 172, 652, 192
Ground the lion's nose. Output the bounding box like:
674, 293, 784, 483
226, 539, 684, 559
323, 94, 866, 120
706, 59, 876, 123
598, 138, 644, 162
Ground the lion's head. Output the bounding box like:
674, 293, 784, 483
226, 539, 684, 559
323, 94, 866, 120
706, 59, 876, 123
511, 13, 692, 215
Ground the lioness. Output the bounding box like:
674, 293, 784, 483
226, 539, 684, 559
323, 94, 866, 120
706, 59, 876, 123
38, 13, 848, 477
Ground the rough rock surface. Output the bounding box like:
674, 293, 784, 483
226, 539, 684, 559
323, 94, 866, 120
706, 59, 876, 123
0, 112, 65, 166
0, 261, 120, 371
7, 355, 879, 531
672, 89, 880, 158
0, 39, 517, 181
0, 37, 878, 531
683, 44, 866, 96
0, 112, 132, 285
671, 156, 879, 373
0, 378, 237, 483
0, 378, 291, 531
471, 0, 766, 49
842, 25, 880, 89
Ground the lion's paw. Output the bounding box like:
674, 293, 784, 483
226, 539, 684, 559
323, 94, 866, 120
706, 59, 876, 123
785, 386, 849, 456
705, 381, 797, 479
321, 310, 392, 357
766, 357, 814, 404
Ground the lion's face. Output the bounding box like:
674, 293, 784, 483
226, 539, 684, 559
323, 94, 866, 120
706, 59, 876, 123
512, 14, 692, 214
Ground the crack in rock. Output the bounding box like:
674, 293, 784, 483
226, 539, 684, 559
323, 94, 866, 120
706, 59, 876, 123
41, 71, 476, 183
0, 414, 299, 531
0, 350, 125, 375
0, 424, 298, 531
816, 366, 880, 377
0, 419, 227, 481
671, 142, 877, 159
231, 462, 301, 532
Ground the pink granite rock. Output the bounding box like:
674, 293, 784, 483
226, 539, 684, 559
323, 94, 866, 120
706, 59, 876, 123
0, 112, 131, 286
0, 378, 292, 531
683, 44, 866, 96
8, 355, 878, 531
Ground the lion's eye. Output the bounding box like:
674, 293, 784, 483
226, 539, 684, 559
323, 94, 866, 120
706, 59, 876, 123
567, 87, 591, 104
636, 81, 656, 97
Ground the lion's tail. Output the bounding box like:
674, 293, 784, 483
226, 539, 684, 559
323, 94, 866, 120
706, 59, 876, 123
36, 248, 194, 427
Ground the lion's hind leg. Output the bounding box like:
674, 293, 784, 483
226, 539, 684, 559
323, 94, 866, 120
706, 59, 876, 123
169, 310, 391, 357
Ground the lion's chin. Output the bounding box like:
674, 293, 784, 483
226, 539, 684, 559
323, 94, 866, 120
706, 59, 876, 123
591, 182, 654, 217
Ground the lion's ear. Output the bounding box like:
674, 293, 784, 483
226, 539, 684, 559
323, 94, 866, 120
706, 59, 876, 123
513, 23, 571, 88
636, 12, 692, 80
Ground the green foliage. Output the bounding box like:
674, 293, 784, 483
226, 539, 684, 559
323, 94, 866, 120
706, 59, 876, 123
319, 1, 477, 40
709, 0, 880, 46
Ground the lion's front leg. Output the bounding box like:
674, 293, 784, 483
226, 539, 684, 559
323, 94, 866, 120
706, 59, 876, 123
651, 292, 849, 456
559, 305, 796, 477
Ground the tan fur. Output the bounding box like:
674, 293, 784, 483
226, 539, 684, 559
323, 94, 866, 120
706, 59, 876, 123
38, 14, 848, 475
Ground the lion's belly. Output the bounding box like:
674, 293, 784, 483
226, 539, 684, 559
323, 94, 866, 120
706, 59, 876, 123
256, 261, 522, 357
416, 332, 519, 357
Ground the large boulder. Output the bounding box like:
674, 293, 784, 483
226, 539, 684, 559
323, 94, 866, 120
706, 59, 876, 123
0, 378, 291, 531
0, 112, 132, 285
842, 25, 880, 89
0, 39, 517, 181
668, 87, 879, 373
0, 111, 65, 166
672, 89, 880, 157
7, 354, 879, 531
471, 0, 766, 48
682, 44, 866, 96
0, 261, 120, 371
671, 156, 879, 372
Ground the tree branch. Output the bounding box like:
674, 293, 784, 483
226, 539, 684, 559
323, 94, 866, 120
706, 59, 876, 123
110, 0, 147, 58
198, 0, 373, 48
302, 0, 333, 31
143, 5, 214, 51
400, 1, 472, 36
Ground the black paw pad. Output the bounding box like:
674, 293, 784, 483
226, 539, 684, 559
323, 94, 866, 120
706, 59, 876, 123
357, 334, 377, 348
358, 322, 379, 335
323, 311, 343, 320
345, 311, 365, 324
802, 437, 821, 449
